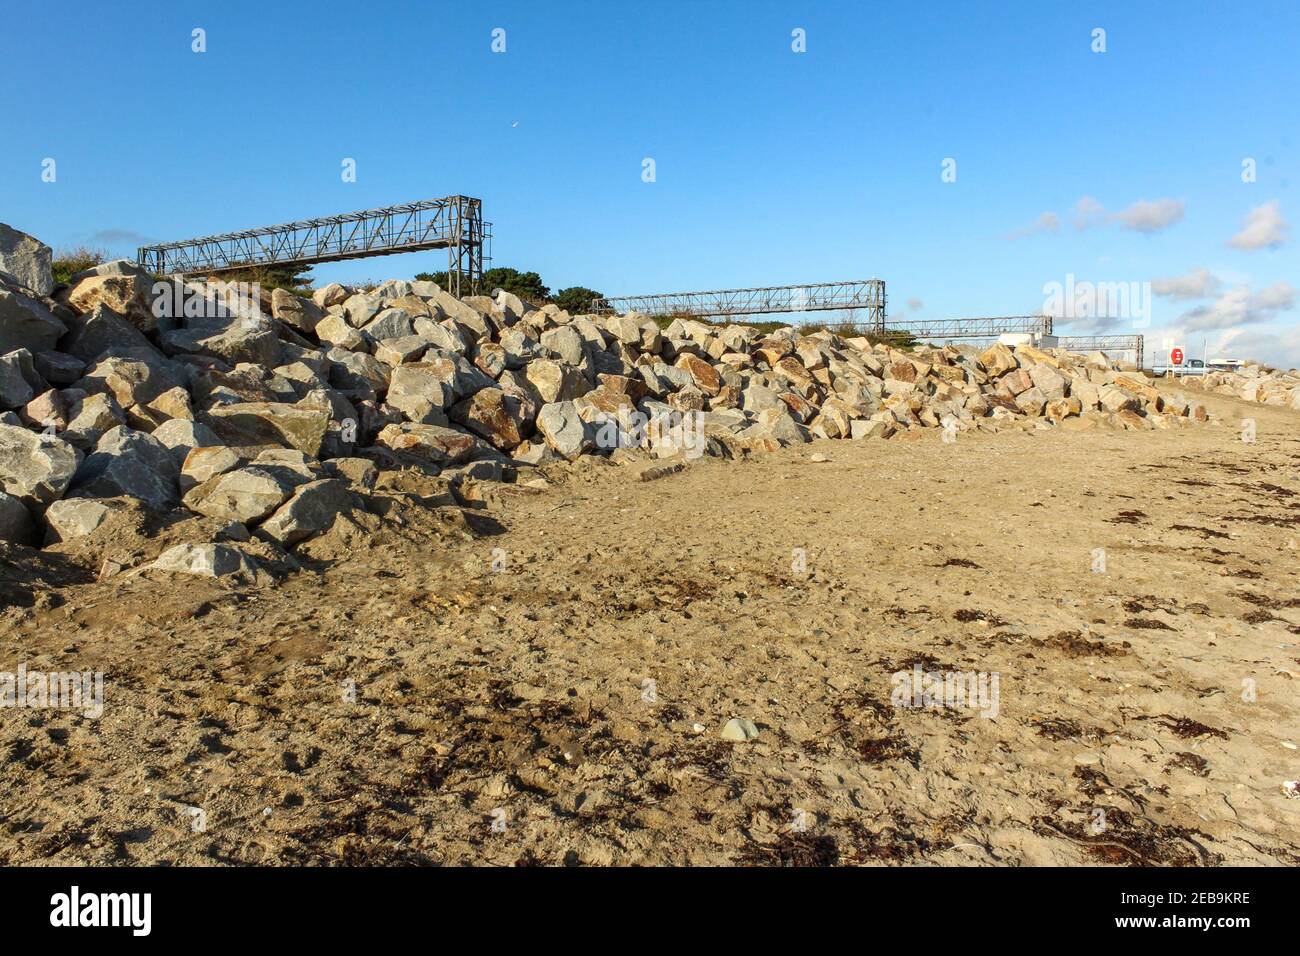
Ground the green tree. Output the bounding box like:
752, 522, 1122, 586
219, 263, 314, 293
553, 286, 604, 315
414, 267, 550, 303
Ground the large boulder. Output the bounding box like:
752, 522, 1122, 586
430, 290, 492, 339
373, 422, 482, 466
978, 343, 1017, 377
342, 293, 382, 327
0, 287, 65, 354
741, 383, 784, 414
373, 335, 429, 366
0, 424, 81, 508
258, 478, 353, 546
19, 388, 68, 432
315, 314, 368, 351
738, 406, 809, 446
32, 350, 84, 386
413, 317, 469, 355
180, 444, 242, 492
498, 328, 542, 369
493, 289, 528, 322
0, 349, 43, 410
59, 303, 157, 364
0, 489, 35, 544
1014, 386, 1048, 416
535, 401, 593, 460
205, 402, 330, 456
69, 426, 179, 512
449, 387, 530, 450
386, 363, 456, 425
158, 282, 282, 366
270, 288, 324, 334
361, 307, 415, 342
62, 392, 127, 451
312, 283, 350, 309
76, 349, 186, 408
183, 465, 301, 524
1028, 364, 1068, 401
539, 325, 586, 365
0, 224, 54, 296
326, 348, 390, 397
66, 274, 157, 330
150, 542, 259, 581
43, 497, 115, 542
524, 358, 589, 404
67, 258, 152, 285
151, 419, 223, 467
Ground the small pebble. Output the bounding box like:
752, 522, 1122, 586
720, 718, 760, 742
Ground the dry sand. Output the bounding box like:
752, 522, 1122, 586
2, 380, 1298, 866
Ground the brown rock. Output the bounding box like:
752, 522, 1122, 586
374, 422, 482, 465
1001, 368, 1034, 396
674, 354, 721, 395
1113, 374, 1160, 403
773, 357, 819, 397
66, 274, 156, 330
978, 343, 1017, 376
19, 389, 68, 432
449, 387, 529, 450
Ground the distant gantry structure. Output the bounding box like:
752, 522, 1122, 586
589, 284, 1068, 348
1055, 334, 1144, 368
593, 280, 888, 328
137, 196, 491, 296
883, 315, 1053, 340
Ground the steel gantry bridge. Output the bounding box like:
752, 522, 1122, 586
592, 280, 888, 327
881, 315, 1053, 340
137, 196, 492, 296
1055, 334, 1144, 367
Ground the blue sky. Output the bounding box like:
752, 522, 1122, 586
2, 0, 1296, 364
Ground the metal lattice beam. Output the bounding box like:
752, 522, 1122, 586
817, 315, 1053, 340
882, 315, 1054, 340
593, 280, 887, 328
1056, 334, 1144, 367
137, 196, 492, 296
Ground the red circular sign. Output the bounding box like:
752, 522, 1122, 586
1171, 347, 1184, 365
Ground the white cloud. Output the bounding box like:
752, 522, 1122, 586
1136, 320, 1298, 371
1112, 198, 1186, 234
1151, 267, 1221, 300
1073, 196, 1107, 230
1005, 211, 1059, 240
1055, 313, 1127, 335
890, 297, 925, 323
1178, 280, 1295, 332
1227, 200, 1288, 250
1070, 197, 1185, 234
1214, 324, 1300, 370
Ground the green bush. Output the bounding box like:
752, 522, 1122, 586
553, 286, 603, 315
51, 246, 107, 287
217, 263, 314, 294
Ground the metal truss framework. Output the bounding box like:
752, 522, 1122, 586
1056, 334, 1144, 368
137, 197, 492, 296
822, 315, 1053, 341
593, 280, 887, 327
881, 315, 1054, 340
